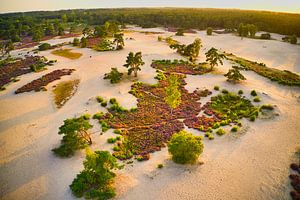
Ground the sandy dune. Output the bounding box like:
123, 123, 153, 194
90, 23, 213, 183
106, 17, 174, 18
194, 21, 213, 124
0, 29, 300, 200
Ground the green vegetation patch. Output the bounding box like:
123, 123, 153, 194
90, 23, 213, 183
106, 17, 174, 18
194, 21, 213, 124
51, 49, 82, 60
207, 92, 259, 121
225, 53, 300, 86
151, 59, 211, 75
53, 79, 80, 108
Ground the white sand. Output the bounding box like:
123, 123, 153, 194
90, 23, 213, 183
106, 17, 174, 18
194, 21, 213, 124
0, 29, 300, 200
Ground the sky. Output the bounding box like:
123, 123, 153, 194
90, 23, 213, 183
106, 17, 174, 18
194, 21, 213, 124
0, 0, 300, 14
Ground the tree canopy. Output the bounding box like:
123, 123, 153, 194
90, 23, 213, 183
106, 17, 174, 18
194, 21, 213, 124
52, 115, 93, 157
205, 47, 226, 70
123, 52, 145, 77
70, 149, 121, 200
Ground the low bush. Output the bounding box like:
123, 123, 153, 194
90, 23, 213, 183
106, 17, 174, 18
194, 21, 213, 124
96, 96, 104, 103
250, 115, 256, 121
104, 68, 123, 84
109, 98, 117, 104
253, 97, 261, 102
93, 112, 104, 119
38, 43, 51, 51
231, 126, 238, 132
157, 164, 164, 169
216, 128, 226, 136
113, 146, 120, 151
238, 90, 243, 95
72, 38, 80, 46
214, 85, 220, 91
113, 129, 122, 135
168, 130, 204, 164
251, 90, 257, 96
207, 27, 213, 35
208, 134, 214, 140
100, 120, 110, 132
260, 104, 274, 110
101, 101, 108, 107
107, 138, 117, 143
221, 89, 229, 94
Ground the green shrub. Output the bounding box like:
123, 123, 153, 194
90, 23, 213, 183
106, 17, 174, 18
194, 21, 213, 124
290, 35, 297, 44
109, 98, 117, 104
96, 96, 104, 103
72, 38, 80, 46
221, 89, 229, 94
101, 101, 107, 107
231, 126, 238, 132
130, 107, 138, 112
107, 137, 117, 143
155, 71, 166, 80
104, 68, 123, 84
207, 127, 213, 133
216, 128, 226, 136
220, 120, 228, 126
100, 120, 110, 132
250, 90, 257, 96
207, 27, 213, 35
238, 90, 243, 95
116, 136, 122, 141
214, 85, 220, 91
253, 97, 261, 102
113, 146, 120, 151
168, 130, 204, 164
260, 104, 274, 110
208, 134, 214, 140
38, 43, 51, 51
212, 122, 220, 129
204, 132, 210, 137
93, 112, 104, 119
113, 129, 122, 134
250, 115, 256, 122
157, 164, 164, 169
70, 149, 120, 199
82, 114, 91, 120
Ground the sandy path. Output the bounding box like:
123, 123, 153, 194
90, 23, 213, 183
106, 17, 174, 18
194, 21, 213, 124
0, 29, 300, 200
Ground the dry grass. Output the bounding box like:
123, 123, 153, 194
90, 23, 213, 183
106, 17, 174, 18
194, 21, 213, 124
51, 49, 82, 60
53, 79, 80, 108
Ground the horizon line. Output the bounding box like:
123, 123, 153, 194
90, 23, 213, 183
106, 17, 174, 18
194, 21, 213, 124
1, 7, 300, 15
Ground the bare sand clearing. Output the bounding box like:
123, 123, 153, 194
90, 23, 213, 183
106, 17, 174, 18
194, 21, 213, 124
0, 28, 300, 200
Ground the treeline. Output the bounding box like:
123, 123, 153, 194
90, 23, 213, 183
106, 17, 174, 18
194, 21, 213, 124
1, 8, 300, 41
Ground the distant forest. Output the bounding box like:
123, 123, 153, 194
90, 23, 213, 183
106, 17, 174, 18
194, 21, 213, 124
1, 8, 300, 40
